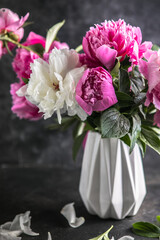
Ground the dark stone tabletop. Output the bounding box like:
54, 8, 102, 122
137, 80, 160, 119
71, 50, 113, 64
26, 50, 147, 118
0, 152, 159, 240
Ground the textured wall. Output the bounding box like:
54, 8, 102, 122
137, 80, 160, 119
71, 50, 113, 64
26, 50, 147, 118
0, 0, 160, 168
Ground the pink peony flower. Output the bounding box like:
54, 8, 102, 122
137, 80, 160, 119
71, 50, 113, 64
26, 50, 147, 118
0, 8, 29, 58
82, 19, 152, 69
12, 32, 45, 79
154, 110, 160, 127
139, 50, 160, 110
75, 67, 118, 115
10, 80, 43, 120
12, 31, 69, 78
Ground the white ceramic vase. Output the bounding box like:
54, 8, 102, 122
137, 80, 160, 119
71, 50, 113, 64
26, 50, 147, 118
79, 131, 146, 219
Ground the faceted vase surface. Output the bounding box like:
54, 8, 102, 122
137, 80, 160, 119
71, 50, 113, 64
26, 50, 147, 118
79, 131, 146, 219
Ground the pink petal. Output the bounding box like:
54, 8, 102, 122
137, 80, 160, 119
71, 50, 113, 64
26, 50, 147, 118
75, 94, 92, 115
154, 110, 160, 127
96, 45, 117, 70
139, 59, 148, 79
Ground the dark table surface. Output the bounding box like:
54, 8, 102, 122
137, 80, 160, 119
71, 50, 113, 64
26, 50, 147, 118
0, 156, 160, 240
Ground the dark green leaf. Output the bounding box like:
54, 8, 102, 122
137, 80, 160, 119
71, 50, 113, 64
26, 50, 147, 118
120, 56, 131, 70
139, 105, 146, 119
130, 113, 141, 153
101, 108, 130, 138
87, 112, 101, 129
120, 134, 131, 147
134, 92, 146, 104
45, 20, 65, 53
152, 44, 160, 51
72, 132, 86, 161
132, 222, 160, 238
27, 44, 44, 57
130, 66, 146, 95
140, 127, 160, 154
47, 117, 76, 131
116, 91, 134, 108
119, 68, 130, 93
137, 138, 146, 157
116, 91, 133, 101
22, 21, 34, 28
22, 77, 29, 84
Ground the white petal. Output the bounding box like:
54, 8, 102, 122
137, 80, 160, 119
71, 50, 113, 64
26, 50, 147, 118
0, 231, 21, 240
19, 212, 39, 236
60, 202, 85, 228
16, 85, 28, 97
49, 48, 79, 78
118, 236, 134, 240
48, 232, 52, 240
0, 212, 39, 239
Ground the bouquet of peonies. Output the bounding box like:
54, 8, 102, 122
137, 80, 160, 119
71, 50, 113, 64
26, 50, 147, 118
1, 8, 160, 159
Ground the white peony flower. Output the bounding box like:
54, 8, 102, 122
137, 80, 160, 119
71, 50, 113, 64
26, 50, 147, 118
17, 48, 87, 123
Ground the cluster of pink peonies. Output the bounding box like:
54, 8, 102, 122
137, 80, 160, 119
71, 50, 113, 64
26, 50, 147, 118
1, 8, 160, 129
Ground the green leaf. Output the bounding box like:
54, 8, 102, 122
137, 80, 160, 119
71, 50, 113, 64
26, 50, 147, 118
7, 32, 19, 41
130, 113, 141, 153
132, 222, 160, 238
27, 44, 44, 57
89, 225, 113, 240
72, 131, 86, 161
73, 122, 85, 139
130, 66, 146, 95
140, 126, 160, 154
134, 92, 146, 105
4, 41, 13, 56
87, 112, 101, 130
22, 77, 29, 84
116, 91, 134, 108
47, 117, 76, 131
101, 108, 130, 138
45, 20, 65, 53
111, 59, 120, 77
120, 56, 131, 70
75, 44, 83, 53
119, 68, 130, 93
142, 121, 160, 135
139, 105, 146, 119
116, 91, 133, 101
21, 21, 34, 28
137, 138, 146, 157
156, 216, 160, 226
152, 44, 160, 51
120, 134, 131, 147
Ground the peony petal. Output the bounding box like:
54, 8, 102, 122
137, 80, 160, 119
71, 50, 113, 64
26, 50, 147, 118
96, 45, 117, 70
48, 232, 52, 240
61, 203, 85, 228
153, 94, 160, 110
118, 236, 134, 240
139, 59, 148, 79
0, 212, 39, 240
154, 110, 160, 127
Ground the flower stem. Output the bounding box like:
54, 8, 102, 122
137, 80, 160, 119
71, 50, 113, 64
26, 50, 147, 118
0, 36, 41, 57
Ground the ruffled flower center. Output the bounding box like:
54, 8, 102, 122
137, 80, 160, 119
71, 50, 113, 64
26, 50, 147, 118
81, 70, 103, 106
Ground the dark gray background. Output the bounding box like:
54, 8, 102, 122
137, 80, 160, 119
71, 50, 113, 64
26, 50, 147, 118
0, 0, 160, 168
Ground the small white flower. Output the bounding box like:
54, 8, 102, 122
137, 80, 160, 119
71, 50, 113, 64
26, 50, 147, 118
17, 48, 87, 123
